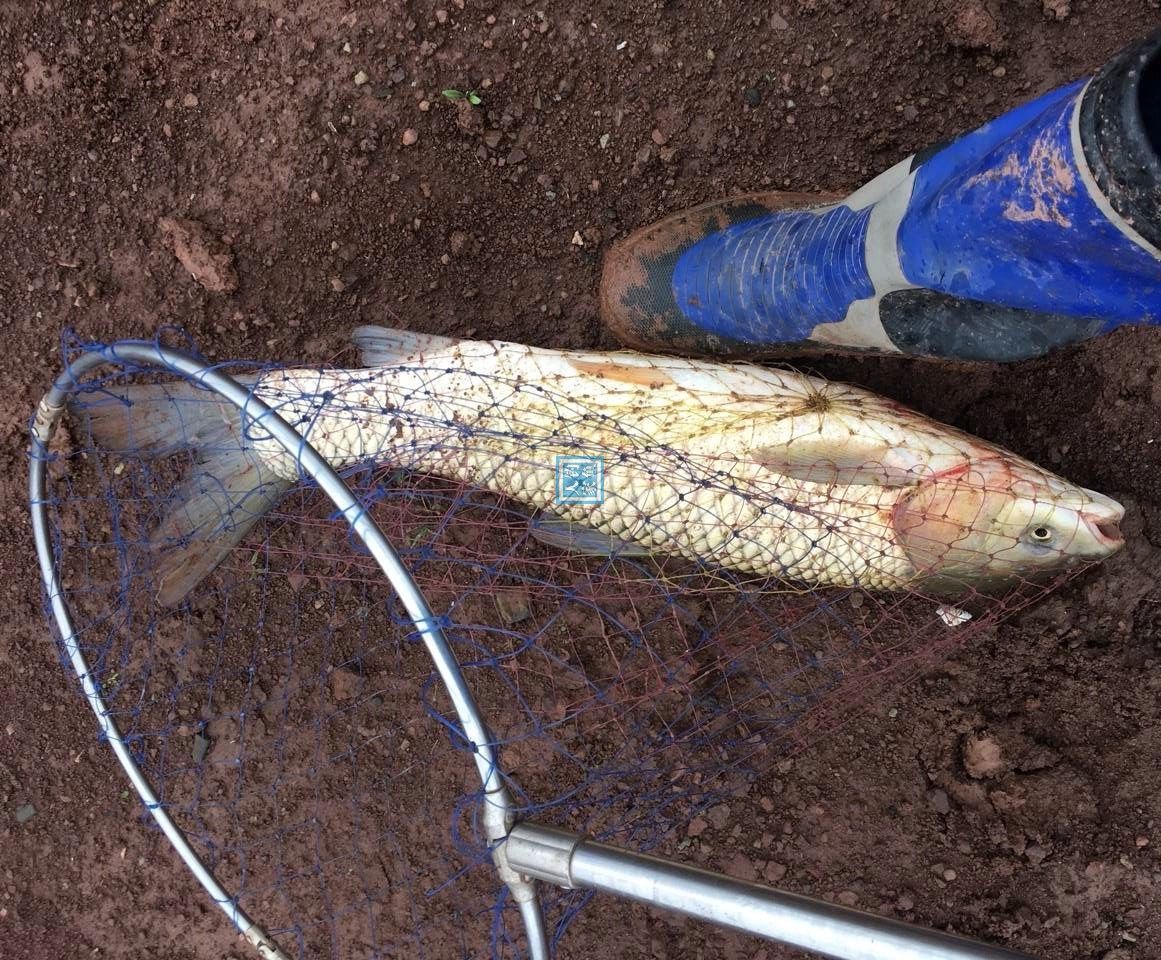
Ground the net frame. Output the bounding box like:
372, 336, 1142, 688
29, 340, 548, 959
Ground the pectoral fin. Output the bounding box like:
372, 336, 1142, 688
529, 516, 652, 557
750, 440, 924, 487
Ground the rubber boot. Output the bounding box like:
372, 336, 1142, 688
601, 29, 1161, 362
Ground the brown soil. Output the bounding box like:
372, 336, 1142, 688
3, 3, 1161, 960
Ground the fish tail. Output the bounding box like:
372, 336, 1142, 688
69, 379, 291, 606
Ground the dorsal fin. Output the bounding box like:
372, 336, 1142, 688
565, 358, 675, 389
352, 326, 461, 366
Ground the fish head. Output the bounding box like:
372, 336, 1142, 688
893, 457, 1124, 594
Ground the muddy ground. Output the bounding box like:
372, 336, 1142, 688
3, 2, 1161, 959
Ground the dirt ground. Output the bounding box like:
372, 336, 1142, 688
4, 2, 1161, 959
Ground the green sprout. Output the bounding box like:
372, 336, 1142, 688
442, 88, 483, 106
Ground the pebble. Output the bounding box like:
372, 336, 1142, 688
494, 589, 531, 625
192, 731, 210, 763
1025, 843, 1048, 865
724, 853, 758, 882
764, 860, 787, 883
650, 128, 667, 146
896, 893, 915, 911
992, 66, 1007, 78
837, 890, 859, 906
329, 667, 362, 701
181, 93, 199, 108
401, 128, 419, 146
743, 87, 761, 108
943, 868, 957, 882
1136, 835, 1150, 848
418, 99, 431, 111
770, 12, 789, 29
15, 804, 36, 824
687, 817, 709, 838
354, 70, 370, 86
506, 147, 527, 164
820, 65, 834, 80
157, 216, 239, 293
707, 804, 730, 830
928, 788, 950, 815
963, 732, 1005, 779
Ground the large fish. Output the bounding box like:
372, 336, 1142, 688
73, 327, 1124, 605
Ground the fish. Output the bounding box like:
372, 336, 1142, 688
71, 326, 1125, 606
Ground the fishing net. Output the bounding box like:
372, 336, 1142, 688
36, 333, 1083, 959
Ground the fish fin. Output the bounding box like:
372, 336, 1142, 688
529, 516, 652, 557
69, 381, 291, 606
749, 441, 923, 487
352, 325, 460, 366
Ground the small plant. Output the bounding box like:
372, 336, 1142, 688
442, 88, 482, 105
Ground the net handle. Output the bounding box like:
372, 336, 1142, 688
28, 341, 548, 960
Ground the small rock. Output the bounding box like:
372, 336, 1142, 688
687, 817, 709, 838
329, 277, 346, 292
158, 217, 239, 293
650, 128, 667, 146
724, 852, 758, 882
837, 890, 859, 906
928, 788, 951, 815
963, 732, 1005, 779
309, 190, 321, 204
943, 868, 957, 882
635, 145, 652, 165
330, 667, 362, 701
707, 804, 730, 830
896, 893, 915, 911
770, 12, 789, 29
354, 70, 370, 86
1025, 843, 1048, 865
571, 231, 584, 246
506, 147, 527, 164
15, 804, 36, 824
494, 589, 531, 625
181, 93, 199, 108
992, 65, 1007, 78
1136, 835, 1150, 848
902, 103, 919, 123
820, 65, 834, 80
764, 860, 787, 883
401, 127, 419, 146
484, 130, 503, 149
418, 99, 431, 111
743, 87, 761, 108
192, 730, 211, 764
1042, 0, 1070, 19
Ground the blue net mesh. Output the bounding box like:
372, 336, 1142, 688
37, 332, 1084, 959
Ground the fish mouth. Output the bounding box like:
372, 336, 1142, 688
1079, 493, 1126, 554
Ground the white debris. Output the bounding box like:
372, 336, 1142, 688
937, 605, 972, 628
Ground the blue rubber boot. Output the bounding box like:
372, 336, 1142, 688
601, 29, 1161, 362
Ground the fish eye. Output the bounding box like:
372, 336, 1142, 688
1028, 525, 1054, 543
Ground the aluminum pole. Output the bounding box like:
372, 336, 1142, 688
505, 824, 1036, 960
